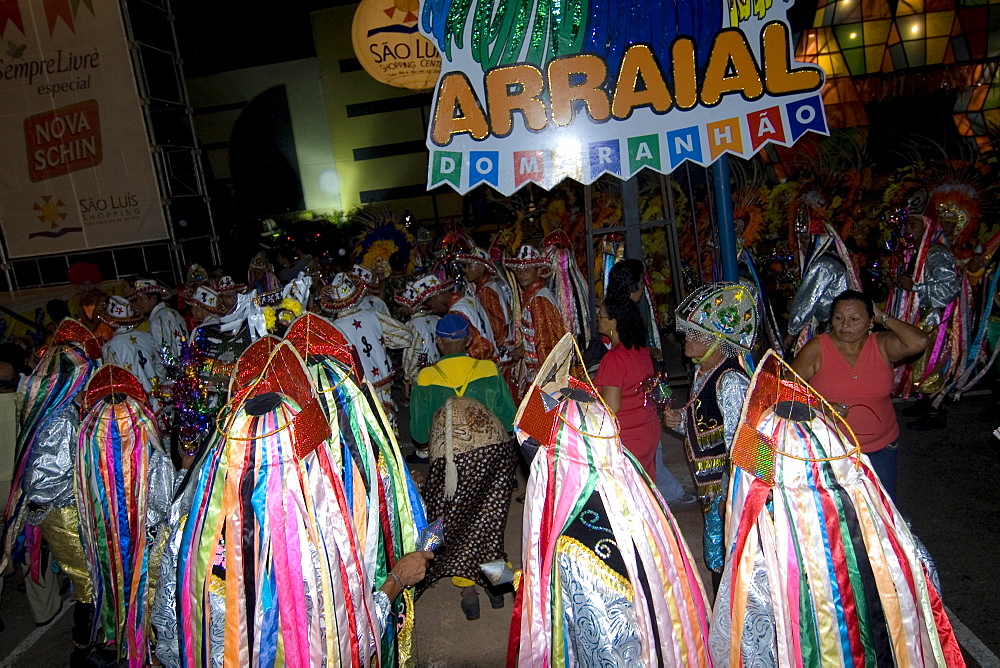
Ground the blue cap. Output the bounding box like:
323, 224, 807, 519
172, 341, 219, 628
436, 314, 469, 340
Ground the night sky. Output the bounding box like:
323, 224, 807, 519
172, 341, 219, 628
173, 0, 822, 77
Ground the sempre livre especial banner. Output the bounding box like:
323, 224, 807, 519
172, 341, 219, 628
0, 0, 167, 258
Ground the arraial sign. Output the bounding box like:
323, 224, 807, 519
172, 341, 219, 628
420, 0, 830, 195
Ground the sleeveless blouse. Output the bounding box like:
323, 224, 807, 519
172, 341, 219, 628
810, 333, 898, 452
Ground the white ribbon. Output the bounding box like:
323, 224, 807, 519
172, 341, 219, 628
283, 272, 312, 305
220, 290, 268, 341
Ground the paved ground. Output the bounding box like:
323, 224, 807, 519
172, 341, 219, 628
1, 395, 997, 666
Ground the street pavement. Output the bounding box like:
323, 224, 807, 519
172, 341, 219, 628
1, 395, 997, 666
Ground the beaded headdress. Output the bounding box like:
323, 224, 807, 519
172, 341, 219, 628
455, 246, 498, 273
319, 273, 364, 312
189, 286, 228, 315
504, 244, 551, 269
394, 281, 420, 307
350, 264, 375, 286
215, 275, 247, 294
99, 295, 144, 327
127, 278, 170, 300
675, 282, 757, 356
411, 273, 455, 306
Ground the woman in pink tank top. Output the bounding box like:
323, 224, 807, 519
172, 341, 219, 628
791, 290, 929, 501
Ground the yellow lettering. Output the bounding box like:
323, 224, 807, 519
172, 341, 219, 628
485, 64, 547, 136
611, 45, 672, 119
431, 72, 490, 146
547, 54, 611, 126
671, 38, 699, 110
701, 29, 764, 106
762, 22, 823, 95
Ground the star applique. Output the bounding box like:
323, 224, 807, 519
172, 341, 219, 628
352, 319, 362, 329
124, 363, 133, 370
371, 367, 380, 377
129, 335, 137, 344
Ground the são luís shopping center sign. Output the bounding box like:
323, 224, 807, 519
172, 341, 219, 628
420, 0, 829, 195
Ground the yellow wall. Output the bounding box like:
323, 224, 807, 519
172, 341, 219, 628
311, 5, 461, 222
185, 6, 461, 225
187, 59, 342, 214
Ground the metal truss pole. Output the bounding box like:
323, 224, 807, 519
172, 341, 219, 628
119, 0, 220, 283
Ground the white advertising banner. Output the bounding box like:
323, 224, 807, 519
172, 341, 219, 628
0, 0, 168, 258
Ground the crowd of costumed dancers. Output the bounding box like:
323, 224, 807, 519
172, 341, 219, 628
0, 199, 985, 666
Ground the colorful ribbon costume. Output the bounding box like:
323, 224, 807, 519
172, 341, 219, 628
161, 342, 382, 666
76, 365, 178, 665
1, 319, 100, 605
285, 313, 426, 666
713, 351, 965, 667
509, 334, 710, 666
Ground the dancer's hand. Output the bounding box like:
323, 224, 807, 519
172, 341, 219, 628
662, 407, 682, 429
395, 550, 433, 586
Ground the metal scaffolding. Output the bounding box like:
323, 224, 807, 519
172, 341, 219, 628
0, 0, 219, 293
121, 0, 220, 276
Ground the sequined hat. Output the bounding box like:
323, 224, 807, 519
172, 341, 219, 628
83, 364, 149, 410
455, 246, 498, 273
188, 286, 228, 315
411, 274, 455, 306
186, 263, 209, 283
504, 244, 551, 269
50, 317, 103, 360
248, 251, 272, 271
675, 282, 757, 356
283, 312, 359, 380
127, 278, 170, 301
350, 264, 375, 286
394, 281, 420, 308
98, 295, 144, 327
319, 273, 364, 312
415, 226, 434, 244
215, 275, 247, 294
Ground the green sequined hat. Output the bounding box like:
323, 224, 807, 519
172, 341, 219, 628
675, 282, 758, 356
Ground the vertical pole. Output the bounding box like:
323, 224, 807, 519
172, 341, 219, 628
712, 157, 739, 282
622, 175, 641, 260
584, 184, 597, 333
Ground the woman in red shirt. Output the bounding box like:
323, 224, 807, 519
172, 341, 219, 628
791, 290, 929, 501
594, 298, 663, 480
